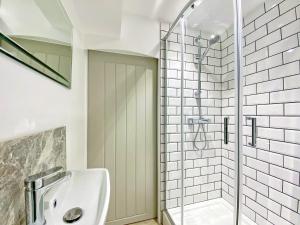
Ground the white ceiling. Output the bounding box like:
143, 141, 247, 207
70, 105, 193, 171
1, 0, 72, 43
122, 0, 189, 22
122, 0, 266, 34
61, 0, 123, 39
60, 0, 190, 41
60, 0, 266, 43
187, 0, 266, 34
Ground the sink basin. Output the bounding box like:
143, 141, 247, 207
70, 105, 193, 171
44, 169, 110, 225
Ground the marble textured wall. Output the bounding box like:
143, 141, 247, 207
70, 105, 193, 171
0, 127, 66, 225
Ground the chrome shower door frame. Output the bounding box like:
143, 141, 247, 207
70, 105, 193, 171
233, 0, 244, 224
162, 0, 244, 225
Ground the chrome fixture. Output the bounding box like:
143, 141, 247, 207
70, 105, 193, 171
208, 35, 221, 45
63, 207, 83, 223
246, 117, 257, 147
195, 35, 220, 61
191, 33, 220, 153
188, 117, 209, 125
24, 166, 72, 225
162, 0, 203, 41
224, 117, 229, 144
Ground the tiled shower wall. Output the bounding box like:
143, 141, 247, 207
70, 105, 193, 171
221, 0, 300, 225
161, 0, 300, 224
160, 25, 223, 209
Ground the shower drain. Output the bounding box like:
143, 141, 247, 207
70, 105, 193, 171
63, 207, 83, 223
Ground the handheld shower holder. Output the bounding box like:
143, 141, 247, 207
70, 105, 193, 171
194, 90, 202, 98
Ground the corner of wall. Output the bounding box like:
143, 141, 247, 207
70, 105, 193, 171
66, 28, 88, 170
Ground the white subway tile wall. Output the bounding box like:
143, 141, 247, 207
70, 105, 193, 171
160, 0, 300, 224
222, 0, 300, 224
160, 23, 223, 209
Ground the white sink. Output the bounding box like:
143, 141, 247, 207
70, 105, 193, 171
44, 168, 110, 225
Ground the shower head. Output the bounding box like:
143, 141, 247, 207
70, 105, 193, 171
195, 34, 220, 46
208, 35, 220, 46
195, 34, 220, 61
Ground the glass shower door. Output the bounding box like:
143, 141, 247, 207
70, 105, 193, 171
163, 21, 184, 225
162, 0, 300, 225
162, 0, 245, 225
240, 0, 300, 225
182, 0, 239, 224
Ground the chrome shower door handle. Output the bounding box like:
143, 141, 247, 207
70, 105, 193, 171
246, 117, 257, 147
224, 117, 229, 145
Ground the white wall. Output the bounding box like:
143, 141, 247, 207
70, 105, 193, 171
0, 30, 87, 170
83, 14, 160, 58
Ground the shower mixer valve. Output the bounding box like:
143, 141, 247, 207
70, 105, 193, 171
188, 117, 209, 125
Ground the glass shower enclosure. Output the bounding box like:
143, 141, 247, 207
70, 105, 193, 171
161, 0, 300, 225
